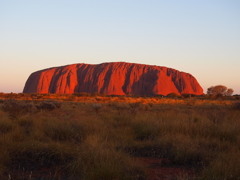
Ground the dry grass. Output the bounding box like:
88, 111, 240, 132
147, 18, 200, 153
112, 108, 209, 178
0, 93, 239, 179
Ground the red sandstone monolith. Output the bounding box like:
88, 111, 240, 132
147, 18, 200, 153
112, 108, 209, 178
23, 62, 203, 95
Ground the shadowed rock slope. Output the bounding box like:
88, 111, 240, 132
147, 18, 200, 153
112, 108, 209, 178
23, 62, 203, 95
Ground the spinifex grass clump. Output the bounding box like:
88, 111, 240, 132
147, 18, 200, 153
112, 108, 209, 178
131, 116, 161, 140
36, 100, 62, 111
1, 99, 36, 119
42, 118, 86, 142
8, 142, 76, 172
92, 103, 102, 113
68, 135, 144, 180
201, 147, 240, 180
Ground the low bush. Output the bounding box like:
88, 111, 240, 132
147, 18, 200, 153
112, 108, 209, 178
92, 103, 102, 113
8, 142, 77, 179
36, 100, 61, 111
1, 99, 36, 119
182, 94, 196, 98
131, 118, 160, 140
232, 101, 240, 110
42, 119, 86, 142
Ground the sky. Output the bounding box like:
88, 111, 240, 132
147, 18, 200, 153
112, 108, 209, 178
1, 0, 240, 94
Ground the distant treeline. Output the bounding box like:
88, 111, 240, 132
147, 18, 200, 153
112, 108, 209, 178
0, 92, 239, 100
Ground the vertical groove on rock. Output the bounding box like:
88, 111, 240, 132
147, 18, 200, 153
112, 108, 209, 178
23, 62, 203, 95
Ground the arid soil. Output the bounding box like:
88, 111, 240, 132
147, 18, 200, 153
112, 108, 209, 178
137, 157, 195, 180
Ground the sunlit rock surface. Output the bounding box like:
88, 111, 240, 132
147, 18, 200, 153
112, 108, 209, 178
23, 62, 203, 95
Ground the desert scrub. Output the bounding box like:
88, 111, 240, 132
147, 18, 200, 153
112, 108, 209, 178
68, 135, 145, 180
129, 102, 141, 115
16, 117, 35, 135
1, 99, 36, 119
92, 103, 102, 113
7, 141, 78, 178
110, 102, 129, 112
129, 102, 141, 109
0, 146, 9, 178
0, 98, 239, 179
36, 100, 61, 111
232, 101, 240, 110
165, 135, 210, 167
201, 147, 240, 180
126, 104, 240, 172
131, 117, 160, 140
0, 119, 13, 134
39, 118, 86, 143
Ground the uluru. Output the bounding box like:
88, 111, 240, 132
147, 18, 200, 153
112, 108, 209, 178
23, 62, 203, 96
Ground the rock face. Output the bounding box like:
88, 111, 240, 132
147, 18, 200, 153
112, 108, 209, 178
23, 62, 203, 95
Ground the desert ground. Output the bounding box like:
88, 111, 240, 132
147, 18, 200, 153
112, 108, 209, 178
0, 93, 240, 180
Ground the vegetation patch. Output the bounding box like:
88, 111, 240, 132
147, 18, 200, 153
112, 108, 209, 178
0, 93, 239, 179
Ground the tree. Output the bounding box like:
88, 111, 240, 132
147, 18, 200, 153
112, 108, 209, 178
226, 88, 234, 96
207, 85, 234, 96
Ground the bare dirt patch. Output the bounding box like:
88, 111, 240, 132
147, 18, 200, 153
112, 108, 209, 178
136, 157, 195, 180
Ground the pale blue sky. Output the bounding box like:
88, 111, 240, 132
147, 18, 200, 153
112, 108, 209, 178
1, 0, 240, 94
